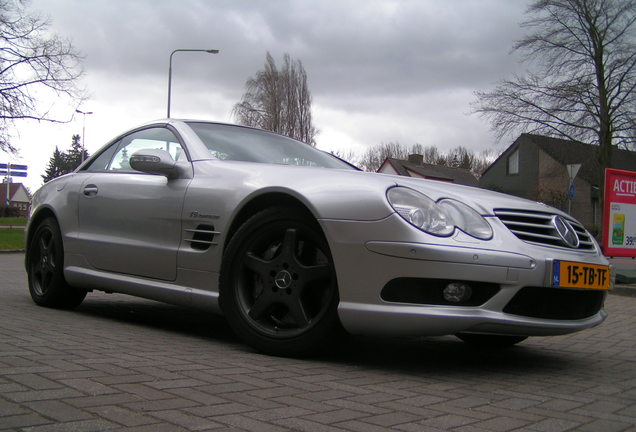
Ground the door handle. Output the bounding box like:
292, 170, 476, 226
83, 185, 98, 197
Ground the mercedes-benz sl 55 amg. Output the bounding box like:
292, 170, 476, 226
25, 119, 612, 355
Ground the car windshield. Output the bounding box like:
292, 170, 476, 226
187, 122, 354, 169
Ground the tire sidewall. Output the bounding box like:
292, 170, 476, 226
27, 217, 85, 308
220, 207, 341, 356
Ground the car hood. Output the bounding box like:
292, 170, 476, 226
202, 160, 572, 223
385, 174, 562, 217
300, 167, 567, 219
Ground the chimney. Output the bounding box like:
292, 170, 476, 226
408, 154, 424, 166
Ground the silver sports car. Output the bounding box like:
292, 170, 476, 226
26, 119, 612, 356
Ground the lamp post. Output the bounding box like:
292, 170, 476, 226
75, 109, 93, 163
167, 48, 220, 118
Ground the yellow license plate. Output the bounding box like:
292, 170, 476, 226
552, 260, 611, 290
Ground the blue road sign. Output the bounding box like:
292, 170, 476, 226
1, 170, 27, 176
1, 163, 27, 176
569, 183, 575, 199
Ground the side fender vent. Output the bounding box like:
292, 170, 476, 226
185, 225, 220, 251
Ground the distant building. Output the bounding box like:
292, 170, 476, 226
1, 182, 31, 217
479, 133, 636, 233
378, 154, 479, 186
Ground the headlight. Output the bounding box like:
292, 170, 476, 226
387, 187, 492, 240
438, 199, 493, 240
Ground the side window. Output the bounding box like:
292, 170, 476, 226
83, 127, 186, 172
83, 142, 119, 172
109, 127, 185, 171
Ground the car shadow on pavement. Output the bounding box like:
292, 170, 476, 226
317, 334, 581, 378
74, 295, 238, 345
71, 293, 585, 378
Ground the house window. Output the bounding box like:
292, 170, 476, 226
507, 149, 519, 175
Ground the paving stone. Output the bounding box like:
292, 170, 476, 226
528, 417, 582, 432
1, 253, 635, 432
0, 413, 50, 429
25, 399, 94, 422
12, 418, 118, 432
472, 416, 534, 431
577, 418, 634, 432
215, 413, 290, 431
149, 409, 224, 430
8, 373, 63, 390
85, 405, 158, 427
301, 408, 370, 424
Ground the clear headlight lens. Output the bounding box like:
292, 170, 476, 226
438, 199, 493, 240
387, 187, 492, 240
387, 187, 453, 236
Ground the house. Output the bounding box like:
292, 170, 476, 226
479, 133, 636, 233
0, 182, 31, 217
378, 154, 479, 186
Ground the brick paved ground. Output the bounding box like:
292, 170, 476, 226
1, 252, 635, 431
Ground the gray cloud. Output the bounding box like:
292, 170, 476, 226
25, 0, 532, 163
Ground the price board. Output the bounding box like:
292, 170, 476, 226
603, 169, 636, 257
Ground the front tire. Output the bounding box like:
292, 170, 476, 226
27, 217, 86, 309
220, 207, 341, 356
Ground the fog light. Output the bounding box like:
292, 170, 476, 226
443, 282, 472, 303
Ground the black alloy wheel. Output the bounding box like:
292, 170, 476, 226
221, 207, 341, 356
27, 217, 86, 309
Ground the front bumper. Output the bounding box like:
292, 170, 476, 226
320, 215, 610, 338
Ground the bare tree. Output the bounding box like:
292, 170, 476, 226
358, 141, 492, 178
358, 142, 409, 172
474, 0, 635, 217
0, 0, 84, 153
233, 52, 317, 145
329, 148, 358, 166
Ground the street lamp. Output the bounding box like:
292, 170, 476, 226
75, 109, 94, 163
167, 48, 220, 118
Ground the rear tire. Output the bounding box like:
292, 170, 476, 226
456, 333, 527, 348
220, 207, 341, 356
27, 217, 86, 309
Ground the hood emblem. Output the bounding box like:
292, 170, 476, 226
552, 216, 579, 248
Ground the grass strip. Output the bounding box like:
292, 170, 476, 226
0, 228, 25, 250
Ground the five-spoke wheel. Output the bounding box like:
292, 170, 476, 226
221, 207, 340, 356
27, 217, 86, 309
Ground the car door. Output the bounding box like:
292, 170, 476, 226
77, 126, 191, 281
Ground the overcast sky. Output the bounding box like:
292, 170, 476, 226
3, 0, 532, 190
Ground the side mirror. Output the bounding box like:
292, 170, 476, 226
129, 149, 179, 179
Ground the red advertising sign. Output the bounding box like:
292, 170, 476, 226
603, 168, 636, 257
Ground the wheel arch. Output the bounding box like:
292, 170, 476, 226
223, 192, 320, 251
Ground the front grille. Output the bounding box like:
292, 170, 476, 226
494, 209, 595, 250
504, 286, 605, 320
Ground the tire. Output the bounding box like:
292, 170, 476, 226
27, 217, 86, 309
456, 333, 527, 348
220, 207, 341, 356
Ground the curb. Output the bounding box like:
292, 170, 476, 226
611, 284, 636, 297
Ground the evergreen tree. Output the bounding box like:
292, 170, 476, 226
64, 134, 88, 170
41, 147, 67, 183
41, 135, 90, 183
